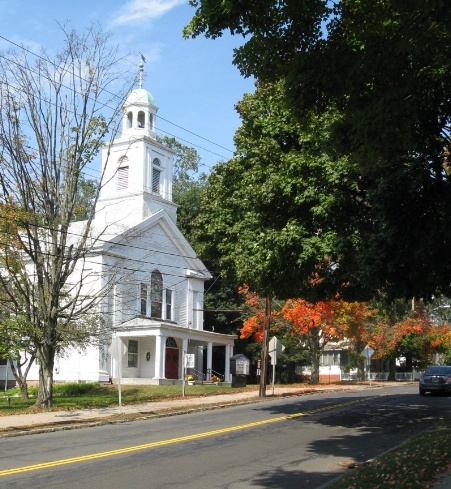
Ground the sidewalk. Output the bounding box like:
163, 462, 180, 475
0, 383, 387, 438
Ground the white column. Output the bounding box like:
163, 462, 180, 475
154, 335, 166, 379
225, 344, 233, 382
160, 335, 166, 379
206, 342, 213, 380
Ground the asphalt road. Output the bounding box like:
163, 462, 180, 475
0, 384, 448, 489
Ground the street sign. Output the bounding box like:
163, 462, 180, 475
268, 336, 285, 365
185, 354, 195, 368
362, 346, 374, 358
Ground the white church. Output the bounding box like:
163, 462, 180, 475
22, 65, 237, 386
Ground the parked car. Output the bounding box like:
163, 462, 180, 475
419, 366, 451, 395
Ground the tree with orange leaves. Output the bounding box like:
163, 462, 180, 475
238, 285, 267, 342
365, 301, 451, 373
391, 305, 451, 370
280, 298, 340, 384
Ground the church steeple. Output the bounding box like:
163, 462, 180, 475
121, 59, 158, 140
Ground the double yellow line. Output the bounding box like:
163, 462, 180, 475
0, 395, 379, 477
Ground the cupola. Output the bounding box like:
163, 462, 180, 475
121, 61, 158, 140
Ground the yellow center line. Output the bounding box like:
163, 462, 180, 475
0, 395, 380, 477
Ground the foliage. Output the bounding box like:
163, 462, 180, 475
328, 423, 451, 489
185, 1, 451, 169
72, 176, 98, 221
239, 284, 380, 383
0, 25, 130, 408
186, 1, 451, 301
366, 301, 451, 371
193, 82, 366, 300
53, 382, 101, 396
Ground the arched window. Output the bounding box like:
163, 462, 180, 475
138, 271, 173, 321
166, 337, 177, 348
117, 156, 129, 190
126, 111, 133, 128
150, 270, 163, 318
152, 158, 161, 194
137, 111, 145, 128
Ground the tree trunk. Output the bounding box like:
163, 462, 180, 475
8, 358, 28, 399
8, 356, 34, 399
357, 356, 365, 381
35, 346, 55, 408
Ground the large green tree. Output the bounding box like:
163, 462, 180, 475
193, 82, 369, 299
186, 1, 451, 300
185, 1, 450, 163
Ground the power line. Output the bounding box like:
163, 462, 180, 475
0, 34, 236, 159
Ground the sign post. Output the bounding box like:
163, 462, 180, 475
268, 336, 285, 395
183, 353, 195, 397
362, 345, 374, 385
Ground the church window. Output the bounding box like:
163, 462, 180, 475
152, 158, 161, 194
166, 289, 172, 320
139, 272, 173, 321
140, 283, 147, 315
128, 340, 138, 368
126, 111, 133, 128
137, 111, 145, 128
150, 270, 163, 318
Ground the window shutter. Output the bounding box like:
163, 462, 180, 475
117, 166, 129, 190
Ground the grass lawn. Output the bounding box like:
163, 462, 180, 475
0, 382, 255, 414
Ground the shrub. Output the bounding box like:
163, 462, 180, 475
53, 382, 101, 396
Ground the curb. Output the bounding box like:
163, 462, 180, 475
0, 383, 403, 439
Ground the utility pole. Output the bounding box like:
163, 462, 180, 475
259, 297, 271, 397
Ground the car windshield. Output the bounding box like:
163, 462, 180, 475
425, 367, 451, 375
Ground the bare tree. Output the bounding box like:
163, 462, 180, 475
0, 25, 131, 407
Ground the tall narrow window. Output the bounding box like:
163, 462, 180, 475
137, 111, 145, 128
128, 340, 138, 368
152, 158, 161, 194
165, 289, 172, 320
117, 156, 129, 190
127, 111, 133, 128
140, 283, 147, 315
150, 270, 163, 318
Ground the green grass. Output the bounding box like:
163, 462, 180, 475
327, 418, 451, 489
0, 382, 254, 414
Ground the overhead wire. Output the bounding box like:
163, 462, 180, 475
0, 32, 232, 309
0, 33, 236, 162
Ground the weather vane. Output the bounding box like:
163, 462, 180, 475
139, 53, 146, 89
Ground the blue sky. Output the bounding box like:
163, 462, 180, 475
0, 0, 255, 174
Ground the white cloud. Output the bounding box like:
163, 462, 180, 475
110, 0, 185, 26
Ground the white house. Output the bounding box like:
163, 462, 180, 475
25, 67, 237, 386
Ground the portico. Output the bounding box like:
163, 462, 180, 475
111, 318, 236, 385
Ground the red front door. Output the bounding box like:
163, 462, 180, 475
165, 347, 179, 379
